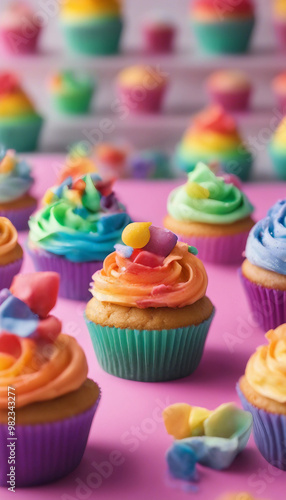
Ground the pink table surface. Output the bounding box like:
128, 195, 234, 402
3, 155, 286, 500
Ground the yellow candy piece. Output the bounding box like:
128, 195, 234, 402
66, 189, 82, 206
42, 189, 55, 206
122, 222, 152, 249
185, 182, 210, 199
189, 406, 212, 437
162, 403, 192, 439
0, 154, 15, 174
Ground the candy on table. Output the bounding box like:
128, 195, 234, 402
163, 403, 212, 439
185, 181, 210, 199
166, 443, 198, 482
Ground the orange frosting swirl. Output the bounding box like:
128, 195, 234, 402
91, 242, 208, 308
0, 217, 18, 258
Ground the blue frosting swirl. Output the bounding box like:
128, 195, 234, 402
0, 149, 34, 203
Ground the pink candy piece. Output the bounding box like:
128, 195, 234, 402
220, 172, 242, 190
36, 315, 62, 342
133, 251, 165, 268
143, 226, 178, 257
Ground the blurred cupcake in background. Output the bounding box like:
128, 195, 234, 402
0, 72, 43, 152
49, 71, 96, 115
190, 0, 255, 54
94, 143, 128, 179
269, 115, 286, 179
60, 0, 123, 55
116, 65, 168, 114
272, 72, 286, 114
273, 0, 286, 51
0, 217, 23, 289
141, 12, 176, 54
57, 145, 98, 183
0, 148, 36, 230
206, 70, 252, 111
130, 150, 172, 179
0, 2, 41, 55
176, 105, 253, 181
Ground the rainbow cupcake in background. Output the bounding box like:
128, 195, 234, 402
0, 72, 43, 152
49, 71, 96, 115
0, 217, 23, 289
190, 0, 255, 54
60, 0, 123, 56
85, 222, 215, 382
206, 71, 252, 112
94, 143, 128, 179
269, 116, 286, 180
176, 106, 253, 181
273, 0, 286, 51
0, 272, 101, 487
57, 147, 98, 184
141, 13, 176, 54
0, 2, 42, 55
272, 72, 286, 114
28, 174, 132, 301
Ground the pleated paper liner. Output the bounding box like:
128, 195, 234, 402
0, 203, 37, 231
0, 258, 23, 289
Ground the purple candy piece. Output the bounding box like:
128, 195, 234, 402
144, 226, 178, 257
100, 192, 121, 213
114, 244, 133, 258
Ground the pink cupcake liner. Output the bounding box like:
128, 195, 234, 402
240, 270, 286, 331
207, 88, 251, 111
0, 26, 41, 55
142, 26, 175, 53
0, 202, 37, 231
0, 258, 23, 289
0, 399, 100, 487
177, 231, 249, 264
273, 92, 286, 115
117, 84, 167, 113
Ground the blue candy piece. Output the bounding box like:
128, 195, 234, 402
0, 288, 11, 306
166, 442, 198, 482
0, 295, 39, 337
114, 244, 133, 258
144, 226, 178, 257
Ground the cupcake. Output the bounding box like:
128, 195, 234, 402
28, 174, 132, 301
272, 72, 286, 114
0, 72, 43, 152
0, 271, 100, 487
116, 65, 168, 114
142, 14, 176, 54
241, 200, 286, 331
190, 0, 255, 54
49, 71, 96, 115
0, 217, 23, 289
273, 0, 286, 51
176, 105, 253, 181
0, 2, 42, 55
269, 116, 286, 180
94, 143, 128, 179
0, 148, 36, 230
85, 222, 215, 382
237, 324, 286, 470
57, 149, 98, 184
164, 162, 255, 265
60, 0, 123, 56
206, 71, 252, 112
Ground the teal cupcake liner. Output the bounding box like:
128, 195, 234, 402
61, 18, 123, 55
269, 146, 286, 180
85, 309, 215, 382
191, 19, 255, 54
51, 87, 95, 115
0, 116, 43, 152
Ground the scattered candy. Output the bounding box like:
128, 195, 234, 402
189, 407, 212, 437
122, 222, 152, 249
163, 404, 192, 440
143, 226, 178, 257
115, 244, 133, 258
185, 182, 210, 199
133, 250, 165, 268
166, 443, 198, 481
188, 246, 198, 256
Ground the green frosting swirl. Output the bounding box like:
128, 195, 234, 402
167, 163, 254, 224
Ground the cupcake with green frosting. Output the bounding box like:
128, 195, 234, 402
28, 174, 131, 300
49, 71, 96, 115
164, 162, 255, 264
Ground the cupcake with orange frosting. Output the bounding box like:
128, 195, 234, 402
237, 324, 286, 471
0, 217, 23, 289
85, 222, 215, 382
272, 72, 286, 114
190, 0, 255, 54
0, 2, 42, 55
116, 65, 168, 114
0, 72, 43, 152
176, 106, 253, 181
206, 71, 252, 111
269, 116, 286, 180
273, 0, 286, 51
0, 271, 100, 487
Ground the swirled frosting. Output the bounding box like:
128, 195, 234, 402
191, 0, 254, 21
0, 72, 37, 119
245, 200, 286, 274
61, 0, 121, 20
0, 149, 34, 203
271, 116, 286, 150
245, 324, 286, 403
0, 217, 19, 259
29, 174, 132, 262
167, 162, 254, 224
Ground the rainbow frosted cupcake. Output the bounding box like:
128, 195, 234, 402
165, 163, 254, 265
176, 106, 253, 181
60, 0, 123, 55
272, 72, 286, 114
28, 174, 131, 301
0, 72, 43, 152
206, 71, 252, 111
85, 222, 215, 382
0, 217, 23, 289
0, 2, 42, 55
273, 0, 286, 51
269, 115, 286, 180
0, 271, 100, 486
0, 148, 36, 230
190, 0, 255, 54
237, 324, 286, 470
49, 71, 96, 115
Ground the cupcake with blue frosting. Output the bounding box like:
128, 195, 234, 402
28, 174, 131, 300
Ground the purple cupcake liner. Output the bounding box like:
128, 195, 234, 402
237, 383, 286, 470
0, 399, 100, 487
0, 258, 23, 289
28, 246, 102, 301
0, 202, 37, 231
177, 231, 249, 264
240, 270, 286, 331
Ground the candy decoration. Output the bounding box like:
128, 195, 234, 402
163, 403, 192, 439
189, 407, 212, 437
185, 182, 210, 199
143, 226, 178, 257
100, 193, 121, 213
73, 178, 86, 194
133, 251, 165, 268
188, 246, 198, 256
95, 178, 115, 197
66, 189, 83, 206
10, 272, 60, 318
166, 443, 198, 481
122, 222, 152, 249
114, 244, 133, 258
43, 189, 55, 206
220, 172, 242, 190
0, 295, 39, 338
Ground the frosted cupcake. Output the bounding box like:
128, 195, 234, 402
0, 271, 100, 487
190, 0, 255, 54
272, 72, 286, 114
0, 72, 43, 152
0, 217, 23, 289
237, 324, 286, 470
57, 149, 98, 184
28, 174, 131, 301
0, 148, 36, 230
165, 163, 254, 265
0, 2, 41, 55
273, 0, 286, 51
176, 105, 253, 181
206, 71, 252, 111
60, 0, 123, 55
95, 143, 128, 179
142, 14, 176, 54
49, 71, 96, 115
116, 65, 168, 114
269, 116, 286, 180
241, 200, 286, 331
85, 222, 215, 382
